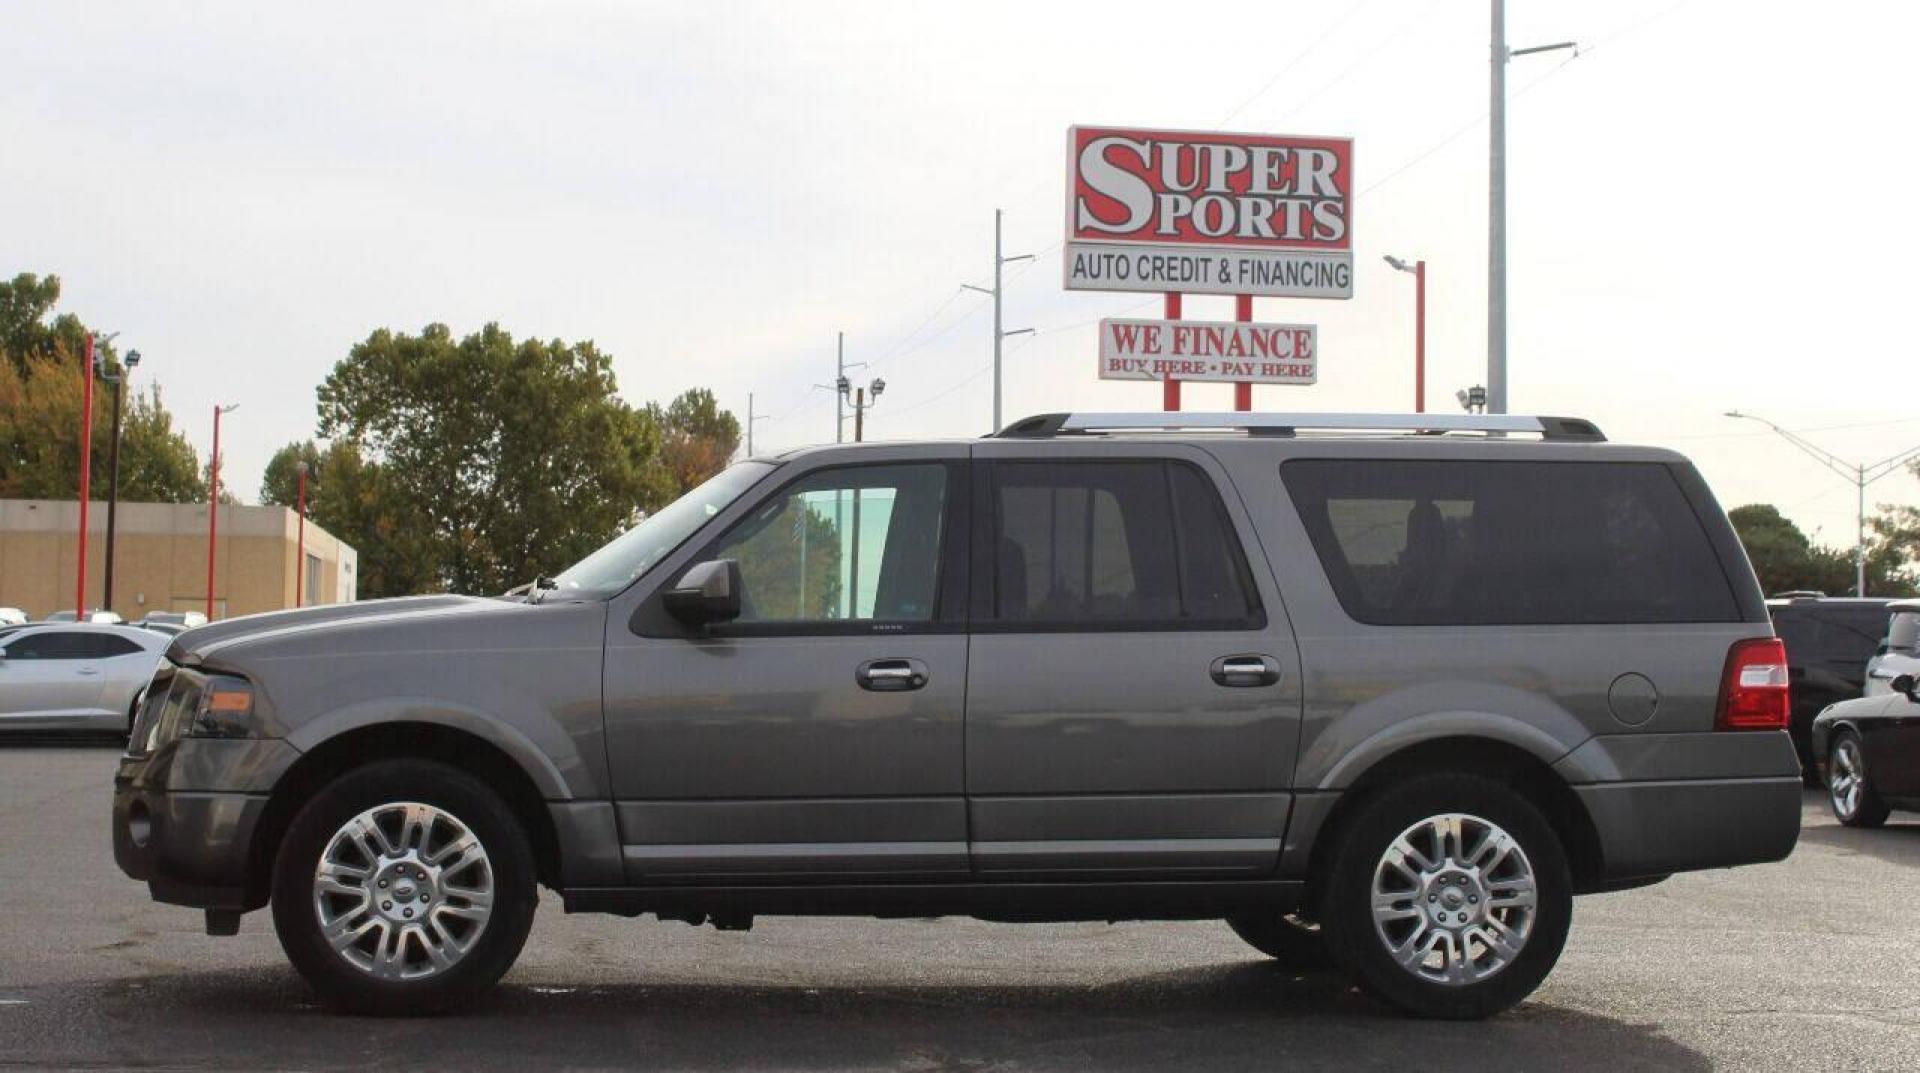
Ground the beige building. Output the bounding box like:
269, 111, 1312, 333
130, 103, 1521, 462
0, 499, 357, 621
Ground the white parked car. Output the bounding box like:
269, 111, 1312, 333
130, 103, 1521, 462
0, 623, 168, 733
42, 609, 126, 624
0, 607, 26, 627
1863, 599, 1920, 697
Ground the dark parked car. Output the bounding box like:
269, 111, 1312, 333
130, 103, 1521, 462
1812, 674, 1920, 826
1766, 596, 1895, 779
113, 412, 1801, 1020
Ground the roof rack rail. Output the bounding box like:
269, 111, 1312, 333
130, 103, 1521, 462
994, 412, 1605, 442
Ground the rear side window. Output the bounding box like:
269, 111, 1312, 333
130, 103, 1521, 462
1282, 459, 1740, 626
990, 460, 1260, 628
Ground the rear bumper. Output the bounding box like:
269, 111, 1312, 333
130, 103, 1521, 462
1556, 730, 1802, 881
1573, 776, 1802, 881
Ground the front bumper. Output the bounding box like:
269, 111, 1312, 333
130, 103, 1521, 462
112, 739, 301, 911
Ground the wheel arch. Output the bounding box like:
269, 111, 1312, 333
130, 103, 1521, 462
245, 721, 562, 909
1302, 735, 1606, 898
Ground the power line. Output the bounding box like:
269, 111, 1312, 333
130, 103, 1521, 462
1213, 0, 1378, 128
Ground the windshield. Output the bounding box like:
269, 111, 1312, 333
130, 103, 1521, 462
549, 461, 774, 597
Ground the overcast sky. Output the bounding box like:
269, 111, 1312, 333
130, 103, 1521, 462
5, 0, 1917, 554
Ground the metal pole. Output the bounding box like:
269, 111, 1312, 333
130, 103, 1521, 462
1162, 293, 1182, 411
1488, 0, 1507, 415
104, 373, 124, 611
1233, 295, 1253, 411
206, 405, 221, 620
76, 334, 95, 618
295, 463, 308, 608
992, 209, 1003, 432
854, 387, 866, 443
747, 393, 755, 457
1415, 260, 1427, 413
1858, 466, 1867, 598
836, 333, 845, 443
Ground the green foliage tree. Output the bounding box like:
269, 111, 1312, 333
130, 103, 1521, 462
1729, 503, 1917, 597
262, 438, 437, 598
0, 351, 206, 502
315, 323, 670, 596
0, 273, 91, 374
650, 387, 742, 497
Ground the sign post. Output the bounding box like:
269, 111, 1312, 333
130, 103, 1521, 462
1066, 125, 1351, 411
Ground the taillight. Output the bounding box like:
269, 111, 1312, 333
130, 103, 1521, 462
1716, 637, 1789, 730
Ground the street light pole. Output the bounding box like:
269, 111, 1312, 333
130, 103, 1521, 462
294, 461, 308, 608
848, 377, 886, 443
206, 403, 238, 619
1724, 411, 1920, 597
98, 348, 140, 613
1385, 257, 1426, 412
75, 333, 98, 619
1489, 0, 1575, 414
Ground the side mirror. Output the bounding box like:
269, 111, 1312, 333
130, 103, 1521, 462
1893, 674, 1919, 702
663, 559, 742, 628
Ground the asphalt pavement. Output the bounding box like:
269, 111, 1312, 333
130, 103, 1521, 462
2, 742, 1917, 1071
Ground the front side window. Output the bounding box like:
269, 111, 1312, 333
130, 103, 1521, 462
708, 463, 949, 624
552, 461, 774, 597
990, 460, 1260, 628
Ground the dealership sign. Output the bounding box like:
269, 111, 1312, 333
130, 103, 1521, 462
1065, 126, 1353, 299
1097, 318, 1316, 385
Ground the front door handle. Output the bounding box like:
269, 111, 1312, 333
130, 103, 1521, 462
76, 667, 101, 676
1212, 654, 1280, 688
857, 658, 929, 692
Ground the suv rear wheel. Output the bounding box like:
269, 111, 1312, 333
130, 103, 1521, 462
270, 759, 537, 1015
1318, 774, 1571, 1019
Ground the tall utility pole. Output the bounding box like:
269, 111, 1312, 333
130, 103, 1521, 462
1489, 0, 1574, 414
98, 347, 141, 612
1724, 412, 1920, 597
745, 392, 769, 456
963, 209, 1033, 433
819, 332, 868, 443
206, 403, 238, 619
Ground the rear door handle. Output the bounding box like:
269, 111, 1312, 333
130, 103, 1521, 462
1212, 655, 1281, 688
857, 658, 929, 692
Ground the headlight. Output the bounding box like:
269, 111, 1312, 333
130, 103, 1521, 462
191, 676, 256, 738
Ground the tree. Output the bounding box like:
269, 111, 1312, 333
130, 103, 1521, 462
651, 387, 742, 497
315, 323, 669, 596
262, 438, 437, 598
1728, 503, 1917, 598
0, 272, 90, 374
0, 351, 205, 502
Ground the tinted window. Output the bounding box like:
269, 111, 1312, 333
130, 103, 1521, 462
3, 631, 95, 660
1283, 460, 1740, 626
88, 634, 146, 658
710, 463, 947, 624
991, 461, 1258, 627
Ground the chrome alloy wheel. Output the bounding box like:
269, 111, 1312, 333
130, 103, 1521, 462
1371, 813, 1537, 986
312, 802, 494, 980
1831, 738, 1865, 819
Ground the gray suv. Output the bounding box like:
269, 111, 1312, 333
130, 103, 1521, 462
112, 411, 1802, 1019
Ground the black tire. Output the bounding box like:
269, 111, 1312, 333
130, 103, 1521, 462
1828, 731, 1891, 828
1225, 911, 1333, 970
270, 759, 538, 1015
1318, 774, 1572, 1020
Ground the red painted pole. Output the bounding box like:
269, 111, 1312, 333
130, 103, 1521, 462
295, 464, 307, 608
1233, 294, 1253, 412
76, 334, 95, 618
206, 405, 221, 620
1162, 293, 1182, 411
1414, 260, 1427, 413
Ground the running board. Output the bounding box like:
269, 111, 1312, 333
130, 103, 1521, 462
562, 879, 1304, 922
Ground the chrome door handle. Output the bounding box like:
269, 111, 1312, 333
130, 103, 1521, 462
857, 658, 928, 692
76, 667, 100, 676
1212, 655, 1280, 688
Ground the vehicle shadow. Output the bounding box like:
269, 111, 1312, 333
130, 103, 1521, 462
8, 961, 1712, 1072
1796, 815, 1920, 869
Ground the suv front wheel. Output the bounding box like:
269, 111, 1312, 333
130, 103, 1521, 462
1318, 774, 1572, 1019
270, 759, 538, 1015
